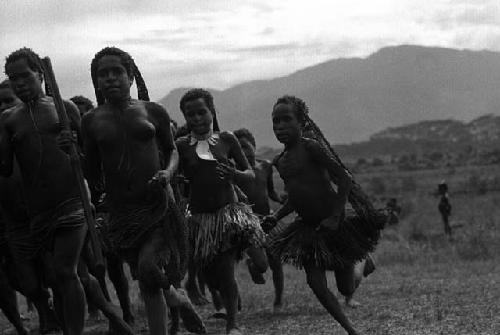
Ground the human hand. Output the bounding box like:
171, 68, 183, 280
262, 215, 278, 233
149, 170, 172, 189
57, 129, 76, 154
216, 162, 236, 181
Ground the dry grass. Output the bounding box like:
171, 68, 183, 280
2, 165, 500, 334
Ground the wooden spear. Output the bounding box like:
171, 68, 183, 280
41, 57, 105, 270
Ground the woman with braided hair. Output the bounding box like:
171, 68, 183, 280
82, 47, 204, 335
264, 96, 385, 335
176, 88, 268, 335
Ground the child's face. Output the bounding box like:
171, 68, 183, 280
272, 103, 302, 144
182, 98, 213, 135
75, 102, 90, 117
238, 138, 256, 163
96, 55, 133, 102
5, 58, 43, 102
0, 87, 21, 112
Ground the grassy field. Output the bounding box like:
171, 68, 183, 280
2, 165, 500, 334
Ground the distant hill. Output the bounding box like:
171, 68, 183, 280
160, 44, 500, 147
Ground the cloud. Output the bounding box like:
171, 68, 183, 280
2, 0, 500, 102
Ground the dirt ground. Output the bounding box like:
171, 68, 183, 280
2, 256, 499, 335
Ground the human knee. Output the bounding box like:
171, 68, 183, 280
54, 265, 79, 283
137, 260, 162, 293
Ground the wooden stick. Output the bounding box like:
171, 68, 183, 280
41, 57, 105, 270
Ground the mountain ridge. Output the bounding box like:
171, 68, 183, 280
159, 44, 500, 147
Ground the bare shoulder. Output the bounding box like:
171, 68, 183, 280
145, 101, 169, 117
0, 103, 24, 127
219, 130, 238, 145
175, 135, 190, 152
272, 151, 285, 167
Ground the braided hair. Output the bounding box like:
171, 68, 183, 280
179, 88, 220, 132
273, 95, 385, 234
4, 47, 52, 96
90, 47, 149, 105
234, 128, 256, 148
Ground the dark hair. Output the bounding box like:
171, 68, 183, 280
90, 47, 149, 105
5, 47, 43, 74
234, 128, 256, 147
4, 48, 50, 95
179, 88, 220, 132
273, 95, 309, 125
0, 79, 10, 90
70, 95, 94, 111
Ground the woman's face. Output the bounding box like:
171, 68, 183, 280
96, 55, 132, 103
182, 97, 213, 136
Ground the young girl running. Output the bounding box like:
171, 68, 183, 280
176, 89, 267, 335
264, 96, 385, 335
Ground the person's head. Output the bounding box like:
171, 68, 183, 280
438, 181, 448, 194
234, 128, 256, 164
90, 47, 149, 105
179, 88, 219, 136
4, 48, 44, 102
70, 95, 94, 116
0, 80, 21, 112
272, 95, 308, 145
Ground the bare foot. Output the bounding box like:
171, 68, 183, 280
273, 303, 283, 313
166, 288, 206, 334
345, 297, 361, 309
227, 328, 243, 335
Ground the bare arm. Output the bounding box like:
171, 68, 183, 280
81, 112, 103, 202
64, 100, 83, 149
222, 131, 255, 184
148, 102, 179, 183
0, 111, 14, 177
273, 199, 294, 221
264, 160, 283, 203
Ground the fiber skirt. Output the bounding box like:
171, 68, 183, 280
188, 202, 266, 268
268, 209, 387, 270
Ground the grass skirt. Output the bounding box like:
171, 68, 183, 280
268, 209, 387, 270
188, 202, 266, 268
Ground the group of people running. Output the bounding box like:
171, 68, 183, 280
0, 46, 386, 335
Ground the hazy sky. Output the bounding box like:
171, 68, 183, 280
1, 0, 499, 103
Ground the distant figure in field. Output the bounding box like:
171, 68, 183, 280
438, 181, 452, 236
385, 198, 401, 226
70, 95, 94, 117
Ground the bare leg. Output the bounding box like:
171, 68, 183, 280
206, 250, 240, 334
52, 225, 87, 335
245, 247, 268, 285
107, 254, 134, 325
185, 262, 209, 306
0, 267, 29, 335
137, 229, 170, 335
10, 258, 60, 334
267, 250, 284, 310
78, 261, 134, 335
304, 264, 358, 335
